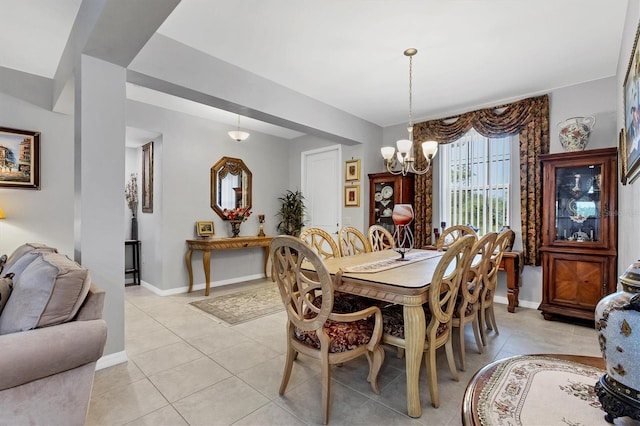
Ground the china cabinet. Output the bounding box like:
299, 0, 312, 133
368, 172, 414, 234
538, 147, 617, 322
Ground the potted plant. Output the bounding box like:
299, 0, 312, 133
276, 189, 306, 236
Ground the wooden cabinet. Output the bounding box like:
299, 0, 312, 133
538, 147, 617, 322
368, 172, 414, 234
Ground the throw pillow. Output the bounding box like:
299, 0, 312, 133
2, 243, 57, 273
0, 273, 14, 315
0, 252, 91, 334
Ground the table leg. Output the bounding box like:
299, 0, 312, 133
263, 246, 270, 278
403, 298, 426, 418
203, 250, 211, 296
502, 255, 521, 313
185, 249, 194, 293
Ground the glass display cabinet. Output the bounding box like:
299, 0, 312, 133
539, 147, 618, 322
368, 172, 414, 235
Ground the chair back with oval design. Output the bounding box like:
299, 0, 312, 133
437, 225, 477, 251
452, 232, 497, 371
477, 229, 512, 345
381, 234, 475, 408
338, 226, 371, 256
299, 227, 341, 260
367, 225, 395, 251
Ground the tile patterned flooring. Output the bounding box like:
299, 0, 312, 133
87, 279, 604, 426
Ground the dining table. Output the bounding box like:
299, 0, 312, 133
302, 248, 446, 419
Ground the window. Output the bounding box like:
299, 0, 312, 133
439, 129, 517, 235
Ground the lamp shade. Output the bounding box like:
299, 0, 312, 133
422, 140, 438, 158
0, 207, 5, 219
381, 146, 395, 160
228, 130, 250, 142
396, 139, 413, 154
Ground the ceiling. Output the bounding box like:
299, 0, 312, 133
0, 1, 629, 140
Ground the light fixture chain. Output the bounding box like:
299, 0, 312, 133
408, 54, 413, 130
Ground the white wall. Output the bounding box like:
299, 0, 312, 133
126, 100, 291, 292
0, 92, 75, 256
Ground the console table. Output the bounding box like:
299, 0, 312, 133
185, 236, 274, 296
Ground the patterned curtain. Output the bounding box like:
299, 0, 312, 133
412, 95, 549, 265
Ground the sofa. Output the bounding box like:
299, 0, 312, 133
0, 243, 108, 426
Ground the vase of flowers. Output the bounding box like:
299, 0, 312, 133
223, 207, 251, 237
125, 174, 138, 240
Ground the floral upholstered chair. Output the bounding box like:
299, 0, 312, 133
381, 235, 475, 408
270, 236, 385, 424
451, 232, 497, 371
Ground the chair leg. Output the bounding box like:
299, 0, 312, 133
424, 346, 439, 408
321, 355, 331, 425
478, 306, 488, 346
471, 316, 483, 354
488, 305, 499, 335
279, 342, 296, 395
366, 347, 385, 395
445, 336, 459, 382
457, 324, 466, 372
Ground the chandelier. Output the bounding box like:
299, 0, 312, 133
381, 48, 438, 176
228, 115, 250, 142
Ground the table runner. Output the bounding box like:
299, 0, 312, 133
341, 250, 443, 273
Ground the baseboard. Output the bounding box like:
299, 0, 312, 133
96, 350, 127, 370
139, 273, 267, 296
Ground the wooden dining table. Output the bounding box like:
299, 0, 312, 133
303, 248, 446, 419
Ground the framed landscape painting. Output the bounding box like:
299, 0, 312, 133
142, 141, 154, 212
0, 126, 40, 189
623, 20, 640, 183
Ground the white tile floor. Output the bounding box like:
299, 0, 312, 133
87, 279, 605, 426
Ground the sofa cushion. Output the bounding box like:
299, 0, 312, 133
0, 274, 14, 315
3, 243, 57, 273
0, 252, 91, 335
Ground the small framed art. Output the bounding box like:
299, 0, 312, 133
623, 19, 640, 183
0, 126, 40, 189
142, 141, 154, 212
344, 185, 360, 207
345, 159, 360, 182
196, 221, 214, 237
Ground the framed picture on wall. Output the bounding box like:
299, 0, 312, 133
620, 128, 628, 185
344, 185, 360, 207
623, 20, 640, 184
345, 159, 360, 181
0, 126, 40, 189
142, 141, 154, 212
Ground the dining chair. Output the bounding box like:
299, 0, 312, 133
381, 235, 476, 408
367, 225, 395, 251
338, 226, 372, 256
436, 225, 477, 251
478, 229, 513, 345
451, 232, 497, 371
299, 227, 341, 260
270, 236, 385, 425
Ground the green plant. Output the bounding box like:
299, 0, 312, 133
276, 190, 306, 236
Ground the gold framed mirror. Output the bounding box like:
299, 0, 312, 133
211, 157, 252, 219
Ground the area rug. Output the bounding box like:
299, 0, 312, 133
190, 284, 283, 325
474, 355, 606, 425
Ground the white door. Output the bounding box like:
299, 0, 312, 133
301, 145, 341, 237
